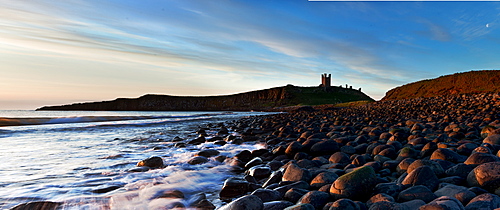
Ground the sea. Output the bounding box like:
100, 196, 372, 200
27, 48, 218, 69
0, 110, 273, 209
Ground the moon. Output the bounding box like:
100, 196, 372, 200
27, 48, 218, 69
486, 24, 489, 28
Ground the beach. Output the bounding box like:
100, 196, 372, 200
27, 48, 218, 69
5, 92, 500, 209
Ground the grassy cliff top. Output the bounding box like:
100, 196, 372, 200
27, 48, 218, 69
382, 70, 500, 101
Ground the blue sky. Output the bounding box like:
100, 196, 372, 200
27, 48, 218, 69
0, 1, 499, 109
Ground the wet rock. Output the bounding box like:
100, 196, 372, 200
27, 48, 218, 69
284, 203, 315, 210
274, 181, 309, 197
328, 152, 351, 167
326, 198, 360, 210
235, 150, 253, 162
263, 171, 283, 188
399, 199, 426, 209
128, 166, 150, 172
220, 177, 249, 199
188, 156, 209, 165
296, 191, 330, 210
366, 193, 395, 207
137, 156, 164, 168
282, 163, 312, 183
367, 201, 399, 210
407, 159, 444, 177
373, 183, 401, 198
196, 149, 220, 157
419, 196, 465, 210
401, 165, 440, 191
397, 185, 437, 203
267, 160, 284, 171
219, 195, 264, 210
330, 166, 378, 201
91, 185, 121, 194
434, 184, 476, 205
286, 141, 303, 157
463, 152, 499, 166
483, 134, 500, 145
249, 166, 272, 179
464, 193, 500, 210
251, 188, 282, 202
284, 188, 310, 203
309, 140, 340, 156
445, 163, 474, 179
11, 201, 61, 210
310, 171, 338, 189
467, 161, 500, 195
263, 201, 294, 210
430, 148, 467, 163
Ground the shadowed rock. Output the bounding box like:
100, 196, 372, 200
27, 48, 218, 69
330, 166, 377, 201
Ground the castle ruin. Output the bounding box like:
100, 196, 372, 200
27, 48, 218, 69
321, 73, 331, 88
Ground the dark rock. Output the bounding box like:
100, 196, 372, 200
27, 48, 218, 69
267, 160, 285, 171
310, 140, 340, 156
407, 159, 444, 177
11, 201, 61, 210
419, 196, 465, 210
137, 156, 164, 168
326, 198, 360, 210
329, 152, 351, 166
192, 199, 216, 210
220, 177, 249, 199
263, 171, 283, 188
445, 163, 474, 179
399, 199, 426, 209
91, 185, 121, 194
330, 166, 378, 201
249, 166, 272, 179
153, 189, 185, 199
251, 188, 282, 202
284, 188, 310, 203
283, 163, 312, 183
366, 193, 395, 207
467, 161, 500, 195
464, 152, 499, 166
483, 134, 500, 145
434, 184, 476, 205
373, 183, 401, 198
468, 186, 488, 195
310, 171, 338, 189
219, 195, 264, 210
397, 185, 437, 203
465, 193, 500, 210
274, 181, 310, 197
284, 203, 315, 210
188, 156, 209, 165
235, 150, 253, 162
367, 201, 399, 210
196, 149, 220, 157
401, 165, 440, 191
127, 166, 150, 172
430, 148, 467, 163
439, 176, 465, 185
263, 201, 294, 210
286, 141, 303, 157
396, 158, 415, 174
297, 191, 330, 209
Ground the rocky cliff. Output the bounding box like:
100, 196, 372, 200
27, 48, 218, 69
37, 85, 374, 111
382, 70, 500, 101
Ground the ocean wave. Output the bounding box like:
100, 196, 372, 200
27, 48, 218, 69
0, 114, 224, 127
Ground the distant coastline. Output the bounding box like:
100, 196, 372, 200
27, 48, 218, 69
36, 85, 374, 112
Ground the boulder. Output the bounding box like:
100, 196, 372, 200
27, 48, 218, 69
282, 163, 312, 183
326, 198, 360, 210
137, 156, 164, 168
284, 188, 310, 203
463, 152, 499, 166
310, 171, 338, 189
219, 195, 264, 210
401, 165, 440, 191
11, 201, 61, 210
220, 177, 249, 199
309, 140, 340, 156
251, 189, 282, 202
187, 156, 209, 165
465, 193, 500, 210
430, 148, 467, 163
284, 203, 315, 210
263, 201, 294, 210
296, 191, 330, 210
419, 196, 465, 210
330, 166, 378, 201
406, 159, 444, 177
434, 184, 476, 205
196, 149, 220, 157
467, 162, 500, 195
397, 185, 437, 203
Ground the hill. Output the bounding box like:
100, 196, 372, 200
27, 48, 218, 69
37, 85, 374, 111
382, 70, 500, 101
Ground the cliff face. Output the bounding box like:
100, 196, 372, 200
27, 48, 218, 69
37, 85, 374, 111
382, 70, 500, 101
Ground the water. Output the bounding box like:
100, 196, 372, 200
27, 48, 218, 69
0, 110, 271, 209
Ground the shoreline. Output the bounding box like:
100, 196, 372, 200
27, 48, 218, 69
10, 92, 500, 209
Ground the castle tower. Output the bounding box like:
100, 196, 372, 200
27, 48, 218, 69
321, 73, 331, 88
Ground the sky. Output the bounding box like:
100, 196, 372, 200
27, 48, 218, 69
1, 1, 499, 110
